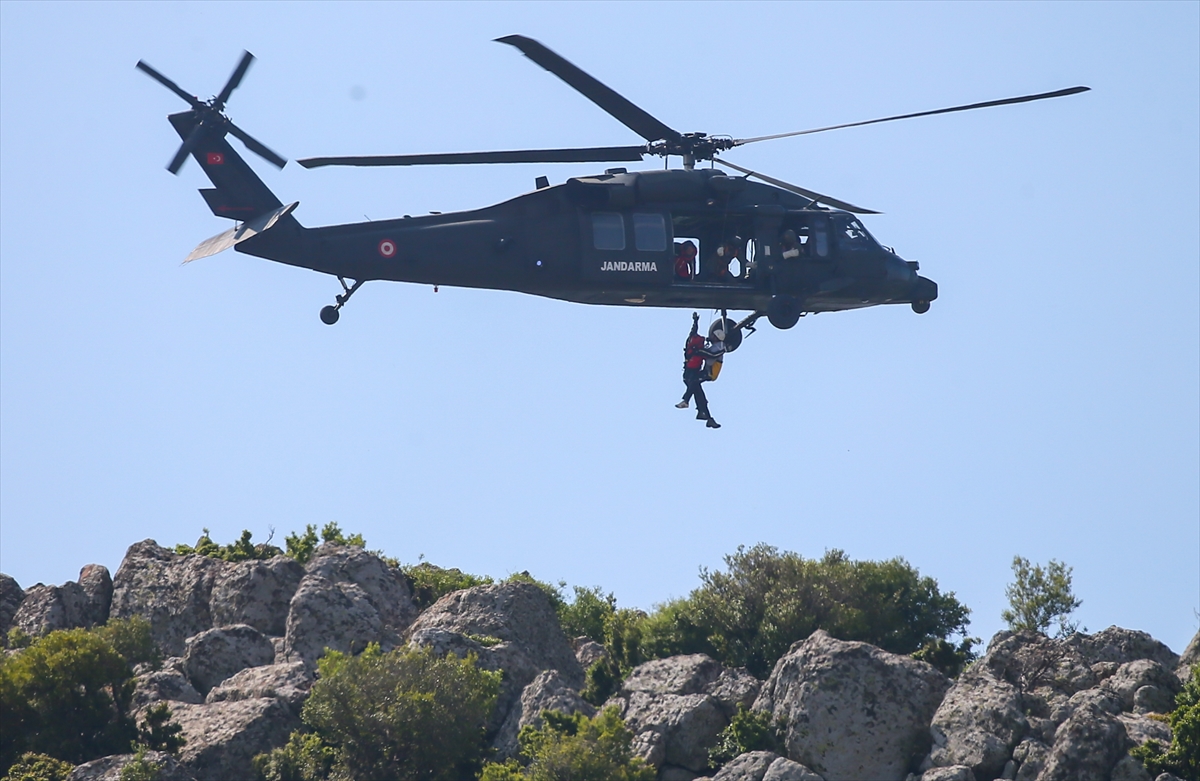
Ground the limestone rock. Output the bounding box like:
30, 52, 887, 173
1011, 738, 1049, 781
131, 667, 204, 713
171, 698, 299, 781
407, 581, 583, 741
1110, 755, 1153, 781
927, 661, 1027, 780
111, 541, 227, 657
754, 631, 950, 781
210, 556, 303, 637
607, 654, 762, 774
1037, 698, 1130, 781
575, 637, 607, 670
711, 751, 779, 781
1102, 659, 1182, 713
12, 565, 112, 637
68, 751, 197, 781
205, 660, 313, 715
302, 543, 417, 637
182, 624, 275, 694
0, 573, 23, 643
920, 767, 975, 781
282, 575, 383, 667
1064, 626, 1179, 671
763, 758, 825, 781
1118, 713, 1173, 747
1179, 630, 1199, 680
495, 669, 597, 759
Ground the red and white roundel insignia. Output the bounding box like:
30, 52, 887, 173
378, 239, 397, 258
206, 152, 224, 165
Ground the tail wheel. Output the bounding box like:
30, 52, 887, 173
912, 300, 930, 314
320, 305, 340, 325
767, 295, 802, 329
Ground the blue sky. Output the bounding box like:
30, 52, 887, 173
2, 1, 1197, 655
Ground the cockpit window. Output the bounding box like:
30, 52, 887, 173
833, 216, 875, 252
591, 212, 625, 251
632, 213, 667, 252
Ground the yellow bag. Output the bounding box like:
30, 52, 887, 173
708, 361, 722, 381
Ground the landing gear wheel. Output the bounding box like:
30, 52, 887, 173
767, 295, 802, 329
320, 305, 340, 325
911, 300, 930, 314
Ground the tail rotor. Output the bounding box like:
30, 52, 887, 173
136, 51, 286, 175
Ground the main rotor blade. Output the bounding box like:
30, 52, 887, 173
736, 86, 1091, 146
214, 50, 255, 111
136, 60, 203, 109
714, 157, 880, 214
167, 123, 208, 175
298, 145, 647, 169
227, 122, 287, 169
496, 35, 681, 144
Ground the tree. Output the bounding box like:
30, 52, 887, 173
1, 628, 137, 770
255, 644, 500, 781
479, 707, 655, 781
1001, 556, 1082, 637
657, 545, 972, 677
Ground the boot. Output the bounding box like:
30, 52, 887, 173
696, 411, 710, 420
706, 418, 721, 429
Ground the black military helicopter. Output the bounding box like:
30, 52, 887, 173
138, 37, 1087, 347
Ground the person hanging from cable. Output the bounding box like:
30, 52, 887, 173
675, 312, 724, 429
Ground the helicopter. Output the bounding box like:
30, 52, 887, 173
137, 36, 1088, 348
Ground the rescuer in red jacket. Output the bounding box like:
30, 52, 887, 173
675, 312, 721, 429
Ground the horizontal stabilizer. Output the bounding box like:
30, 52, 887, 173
185, 202, 298, 263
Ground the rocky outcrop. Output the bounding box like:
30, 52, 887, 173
11, 565, 113, 637
205, 660, 313, 715
1038, 695, 1131, 781
68, 751, 198, 781
494, 669, 597, 758
755, 630, 949, 781
607, 653, 761, 777
210, 556, 304, 637
407, 580, 583, 742
131, 660, 204, 714
170, 698, 299, 781
1064, 626, 1179, 671
1177, 629, 1199, 680
182, 624, 276, 694
111, 541, 228, 656
282, 544, 417, 667
927, 661, 1026, 780
0, 572, 23, 643
699, 751, 824, 781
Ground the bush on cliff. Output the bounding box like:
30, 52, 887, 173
479, 707, 655, 781
623, 546, 973, 678
1130, 663, 1199, 780
0, 618, 159, 772
1001, 555, 1082, 638
254, 644, 500, 781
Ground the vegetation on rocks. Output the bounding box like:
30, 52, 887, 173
0, 753, 73, 781
0, 617, 173, 774
1001, 555, 1082, 637
479, 707, 655, 781
1130, 662, 1200, 779
707, 705, 787, 769
254, 644, 500, 781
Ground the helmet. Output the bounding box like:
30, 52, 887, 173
712, 329, 725, 341
709, 319, 728, 341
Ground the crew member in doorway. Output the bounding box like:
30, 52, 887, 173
712, 238, 741, 281
674, 240, 698, 280
780, 229, 802, 260
675, 313, 723, 429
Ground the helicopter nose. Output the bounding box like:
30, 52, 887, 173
912, 275, 938, 302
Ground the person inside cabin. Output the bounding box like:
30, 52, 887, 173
674, 240, 698, 280
675, 312, 723, 429
780, 229, 802, 260
712, 237, 742, 281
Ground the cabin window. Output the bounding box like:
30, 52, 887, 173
591, 212, 625, 250
812, 223, 829, 258
834, 215, 873, 252
632, 213, 667, 252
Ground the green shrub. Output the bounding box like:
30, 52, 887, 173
174, 528, 282, 562
118, 746, 162, 781
94, 616, 159, 671
912, 637, 979, 678
558, 587, 616, 643
1, 752, 73, 781
1130, 663, 1199, 779
401, 561, 494, 610
1001, 556, 1082, 638
665, 545, 972, 678
255, 644, 500, 781
479, 707, 655, 781
707, 705, 786, 769
504, 572, 566, 613
0, 628, 136, 769
136, 703, 184, 754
